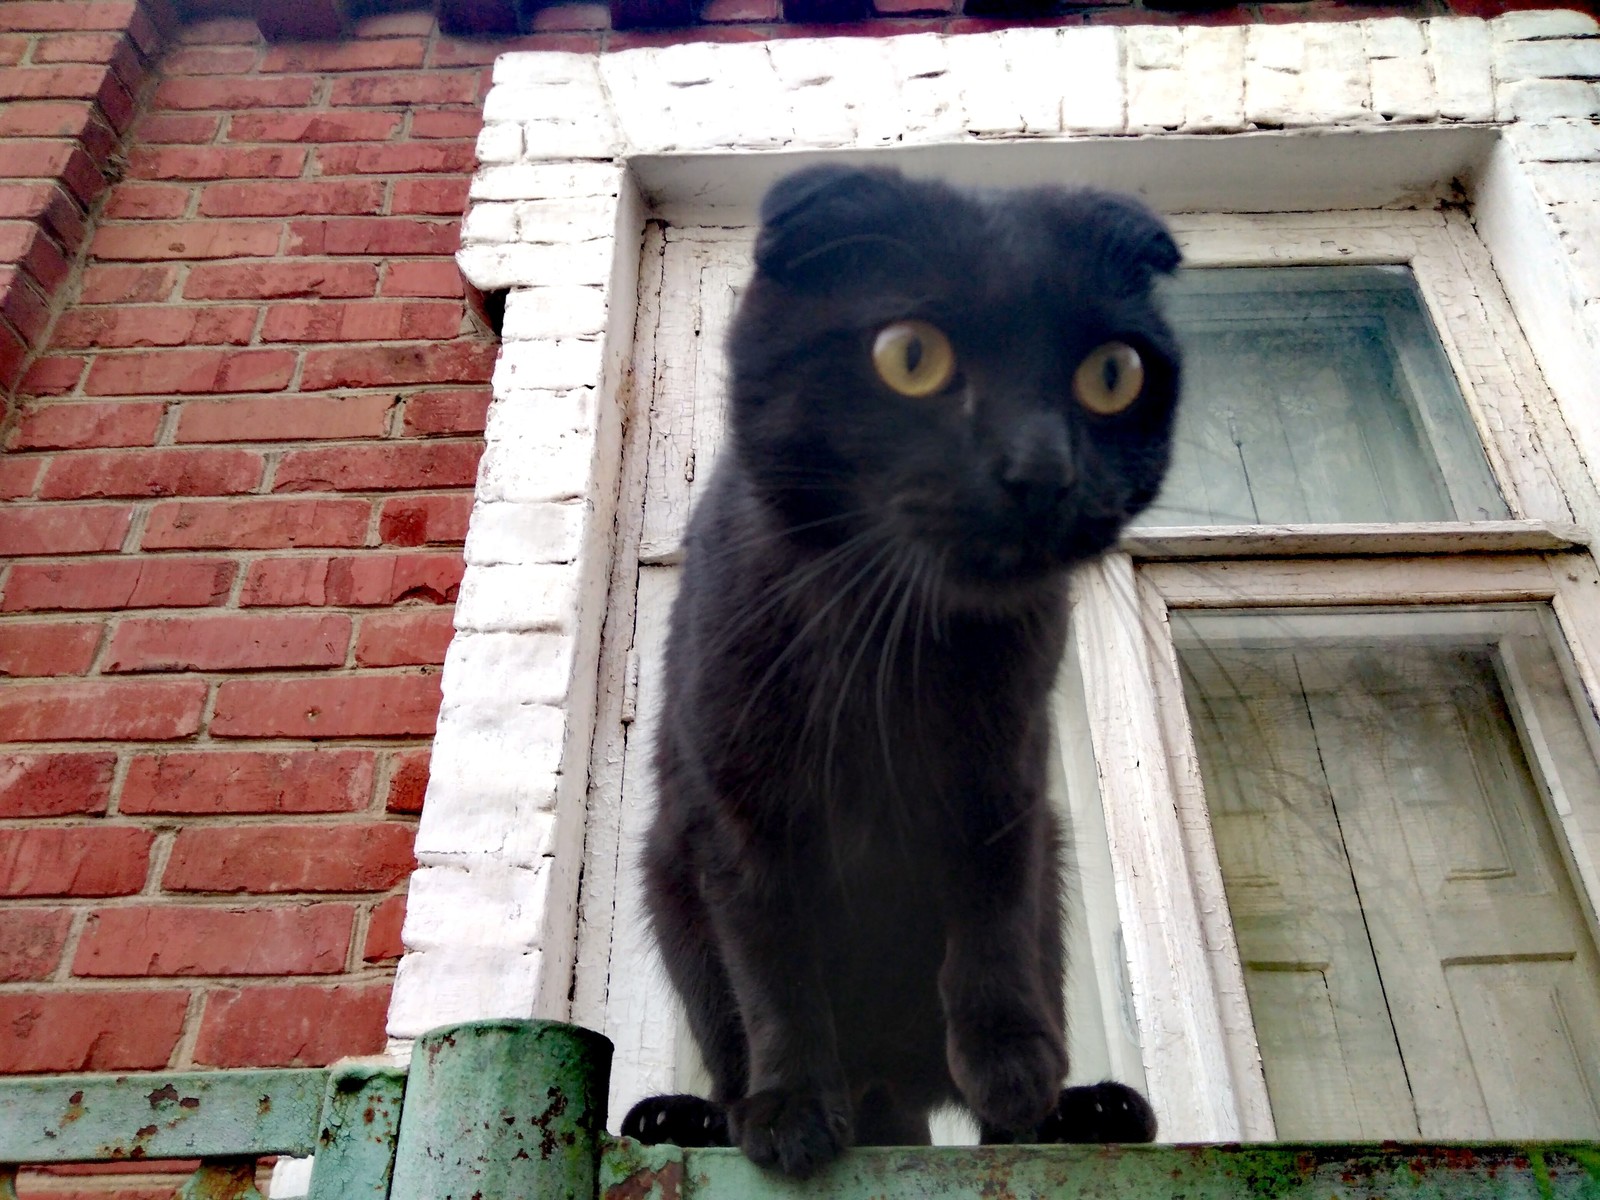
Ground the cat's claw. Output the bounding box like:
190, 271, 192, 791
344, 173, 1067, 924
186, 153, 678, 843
620, 1094, 731, 1148
729, 1085, 853, 1179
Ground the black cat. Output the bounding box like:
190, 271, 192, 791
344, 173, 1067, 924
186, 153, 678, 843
621, 165, 1181, 1178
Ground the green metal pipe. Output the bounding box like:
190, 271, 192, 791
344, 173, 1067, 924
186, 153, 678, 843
389, 1019, 614, 1200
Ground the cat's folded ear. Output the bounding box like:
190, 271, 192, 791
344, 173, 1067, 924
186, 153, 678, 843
754, 164, 920, 290
1070, 190, 1182, 283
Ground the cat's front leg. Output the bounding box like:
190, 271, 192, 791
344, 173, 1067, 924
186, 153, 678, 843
704, 866, 854, 1178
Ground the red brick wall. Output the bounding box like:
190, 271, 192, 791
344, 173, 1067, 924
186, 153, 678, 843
0, 7, 503, 1100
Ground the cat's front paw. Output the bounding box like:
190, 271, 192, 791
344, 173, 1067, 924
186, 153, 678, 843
728, 1085, 852, 1179
948, 1024, 1067, 1136
620, 1093, 731, 1148
1040, 1081, 1157, 1143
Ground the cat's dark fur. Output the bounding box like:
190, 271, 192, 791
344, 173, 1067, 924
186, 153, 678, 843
622, 165, 1182, 1178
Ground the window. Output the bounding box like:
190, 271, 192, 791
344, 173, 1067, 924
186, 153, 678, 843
572, 206, 1600, 1143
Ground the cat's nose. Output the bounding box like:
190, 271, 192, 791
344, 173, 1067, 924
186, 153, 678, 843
999, 414, 1073, 518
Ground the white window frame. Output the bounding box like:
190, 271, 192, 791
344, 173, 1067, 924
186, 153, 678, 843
390, 11, 1600, 1146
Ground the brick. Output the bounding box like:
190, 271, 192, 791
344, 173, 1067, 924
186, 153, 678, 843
260, 300, 462, 343
0, 33, 24, 64
329, 73, 480, 106
9, 401, 164, 450
354, 9, 439, 35
2, 221, 70, 293
377, 492, 474, 546
176, 394, 394, 443
0, 2, 148, 34
0, 457, 41, 499
84, 348, 296, 396
241, 552, 464, 607
127, 145, 308, 182
159, 45, 262, 75
121, 749, 374, 815
177, 16, 262, 43
0, 989, 189, 1072
362, 893, 405, 961
262, 39, 427, 72
227, 109, 402, 144
316, 141, 477, 175
300, 342, 497, 390
0, 679, 206, 739
0, 264, 52, 344
275, 441, 484, 492
73, 903, 356, 976
402, 388, 491, 435
0, 620, 102, 676
408, 110, 483, 139
0, 99, 94, 138
18, 354, 89, 397
40, 447, 265, 499
106, 613, 351, 672
382, 259, 465, 298
0, 752, 116, 816
142, 497, 372, 550
90, 220, 283, 261
80, 263, 179, 304
141, 113, 222, 143
212, 673, 442, 738
0, 323, 24, 393
287, 217, 459, 257
102, 182, 191, 221
53, 306, 257, 350
0, 908, 72, 981
193, 982, 389, 1067
0, 505, 130, 555
531, 2, 611, 28
184, 260, 378, 301
0, 826, 155, 897
384, 749, 428, 812
0, 62, 114, 102
0, 183, 86, 250
164, 822, 416, 892
355, 608, 457, 666
197, 179, 384, 217
152, 75, 319, 110
391, 177, 472, 215
2, 559, 235, 612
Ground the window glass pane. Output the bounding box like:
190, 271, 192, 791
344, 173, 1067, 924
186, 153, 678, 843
1174, 607, 1600, 1139
1142, 267, 1509, 528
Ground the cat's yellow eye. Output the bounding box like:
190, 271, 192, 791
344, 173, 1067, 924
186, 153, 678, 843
872, 321, 956, 398
1073, 342, 1145, 415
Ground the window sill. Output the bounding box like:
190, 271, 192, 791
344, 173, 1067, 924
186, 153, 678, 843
1123, 519, 1587, 561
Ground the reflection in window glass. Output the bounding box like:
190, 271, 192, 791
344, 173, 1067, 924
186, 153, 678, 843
1142, 267, 1509, 527
1174, 607, 1600, 1140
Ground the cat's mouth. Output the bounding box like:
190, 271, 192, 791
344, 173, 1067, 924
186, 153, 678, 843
889, 496, 1127, 595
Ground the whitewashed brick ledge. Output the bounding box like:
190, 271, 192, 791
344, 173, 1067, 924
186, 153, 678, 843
389, 12, 1600, 1045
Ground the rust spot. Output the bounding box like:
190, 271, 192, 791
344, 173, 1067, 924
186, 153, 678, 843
259, 1095, 272, 1116
605, 1161, 685, 1200
62, 1090, 86, 1125
364, 1104, 377, 1124
135, 1124, 158, 1140
179, 1097, 200, 1110
147, 1084, 180, 1108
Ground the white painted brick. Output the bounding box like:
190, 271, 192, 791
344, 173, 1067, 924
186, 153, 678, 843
1181, 26, 1246, 132
1497, 38, 1600, 83
1057, 27, 1124, 134
1499, 78, 1600, 119
1128, 26, 1182, 70
475, 122, 523, 165
1492, 10, 1600, 41
463, 500, 587, 566
469, 162, 622, 203
501, 286, 608, 340
492, 337, 604, 392
442, 630, 577, 708
460, 202, 517, 246
1299, 24, 1372, 125
476, 390, 598, 504
945, 33, 1030, 136
1366, 16, 1426, 59
1429, 18, 1496, 121
456, 238, 615, 292
1249, 24, 1305, 73
402, 859, 556, 952
1524, 160, 1600, 206
492, 50, 604, 87
422, 707, 564, 815
1370, 55, 1437, 123
1507, 118, 1600, 161
454, 563, 580, 633
388, 946, 547, 1038
1128, 67, 1186, 133
515, 197, 617, 244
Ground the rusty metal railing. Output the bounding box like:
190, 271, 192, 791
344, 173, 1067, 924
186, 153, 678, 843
6, 1020, 1600, 1199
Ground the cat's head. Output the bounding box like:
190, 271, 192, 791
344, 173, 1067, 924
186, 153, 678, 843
728, 164, 1182, 604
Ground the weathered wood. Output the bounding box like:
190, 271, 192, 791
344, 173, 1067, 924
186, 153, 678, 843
1125, 520, 1586, 561
0, 1070, 328, 1164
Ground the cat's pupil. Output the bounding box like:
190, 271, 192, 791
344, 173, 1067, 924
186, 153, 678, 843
1101, 356, 1119, 392
905, 336, 924, 373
